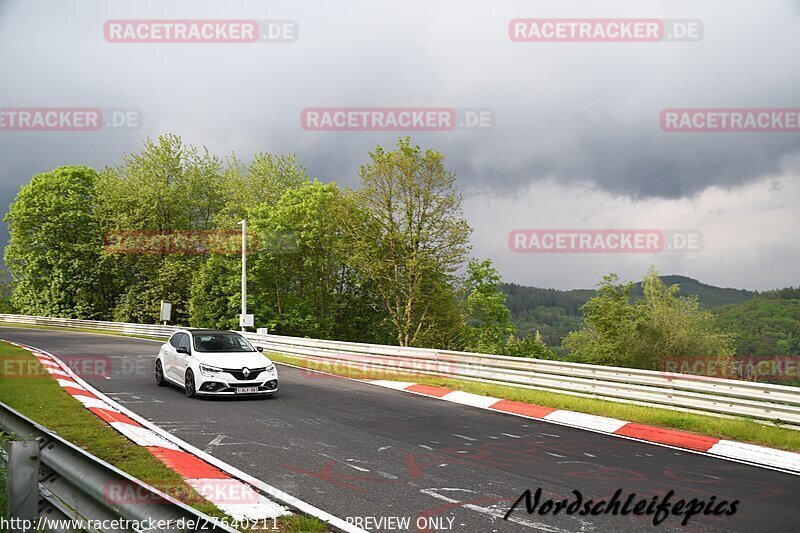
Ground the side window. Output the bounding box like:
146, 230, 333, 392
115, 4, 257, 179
178, 334, 191, 352
169, 334, 181, 348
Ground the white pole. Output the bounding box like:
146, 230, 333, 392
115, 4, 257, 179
238, 220, 247, 331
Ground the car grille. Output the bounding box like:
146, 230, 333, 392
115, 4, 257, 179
222, 367, 266, 380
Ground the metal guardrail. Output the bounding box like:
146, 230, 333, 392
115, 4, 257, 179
0, 314, 179, 338
2, 313, 800, 429
0, 401, 237, 533
246, 333, 800, 428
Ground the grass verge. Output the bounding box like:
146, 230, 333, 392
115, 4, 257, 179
0, 342, 224, 517
0, 342, 328, 532
268, 353, 800, 453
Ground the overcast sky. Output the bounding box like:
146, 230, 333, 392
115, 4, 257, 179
1, 0, 798, 290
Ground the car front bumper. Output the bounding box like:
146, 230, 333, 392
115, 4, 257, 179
196, 378, 278, 395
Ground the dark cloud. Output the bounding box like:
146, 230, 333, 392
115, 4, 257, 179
1, 0, 798, 287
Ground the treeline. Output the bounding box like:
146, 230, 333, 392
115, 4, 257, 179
504, 274, 799, 361
3, 134, 551, 357
563, 270, 736, 369
715, 295, 800, 356
503, 275, 760, 346
502, 284, 590, 346
3, 134, 763, 371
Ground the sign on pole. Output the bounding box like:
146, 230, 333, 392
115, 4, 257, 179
160, 301, 172, 324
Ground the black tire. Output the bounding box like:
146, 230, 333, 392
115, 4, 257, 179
155, 359, 168, 387
185, 369, 197, 398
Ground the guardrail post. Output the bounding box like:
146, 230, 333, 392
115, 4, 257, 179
6, 439, 40, 530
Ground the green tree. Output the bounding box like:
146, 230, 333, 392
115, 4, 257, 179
715, 296, 800, 356
345, 138, 472, 347
96, 135, 225, 232
458, 259, 556, 358
248, 181, 386, 340
253, 182, 334, 336
562, 274, 635, 366
564, 268, 734, 369
4, 166, 107, 318
189, 254, 241, 329
404, 271, 465, 349
461, 259, 515, 353
215, 153, 308, 226
503, 331, 556, 359
187, 152, 310, 330
0, 268, 14, 313
96, 135, 225, 323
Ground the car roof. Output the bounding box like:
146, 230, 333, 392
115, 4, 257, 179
188, 329, 241, 336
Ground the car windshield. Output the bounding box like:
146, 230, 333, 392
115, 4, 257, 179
192, 332, 256, 352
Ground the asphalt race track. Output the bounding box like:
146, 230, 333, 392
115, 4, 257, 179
3, 327, 799, 533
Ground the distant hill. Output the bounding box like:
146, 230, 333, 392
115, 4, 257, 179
629, 275, 755, 308
715, 289, 800, 356
502, 276, 757, 345
501, 284, 591, 345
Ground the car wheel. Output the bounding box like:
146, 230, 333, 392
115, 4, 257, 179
185, 369, 197, 398
155, 359, 167, 387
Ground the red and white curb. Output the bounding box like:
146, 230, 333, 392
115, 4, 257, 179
4, 341, 367, 533
367, 380, 800, 475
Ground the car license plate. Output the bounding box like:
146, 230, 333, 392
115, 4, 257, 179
235, 387, 259, 394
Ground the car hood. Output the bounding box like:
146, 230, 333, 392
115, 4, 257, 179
194, 351, 273, 369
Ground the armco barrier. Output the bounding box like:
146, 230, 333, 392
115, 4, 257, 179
2, 314, 800, 429
0, 401, 237, 533
0, 314, 179, 338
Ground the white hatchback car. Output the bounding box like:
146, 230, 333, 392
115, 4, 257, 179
155, 329, 278, 398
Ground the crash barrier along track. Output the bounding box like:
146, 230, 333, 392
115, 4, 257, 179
2, 313, 800, 429
0, 401, 237, 533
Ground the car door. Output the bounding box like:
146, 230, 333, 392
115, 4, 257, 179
174, 333, 192, 381
164, 333, 182, 382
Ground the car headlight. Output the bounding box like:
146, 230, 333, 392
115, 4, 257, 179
265, 363, 276, 375
200, 364, 223, 377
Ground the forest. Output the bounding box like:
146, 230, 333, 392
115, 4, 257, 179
2, 134, 796, 376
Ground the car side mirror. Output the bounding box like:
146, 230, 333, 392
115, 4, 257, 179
256, 346, 264, 352
177, 346, 190, 355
